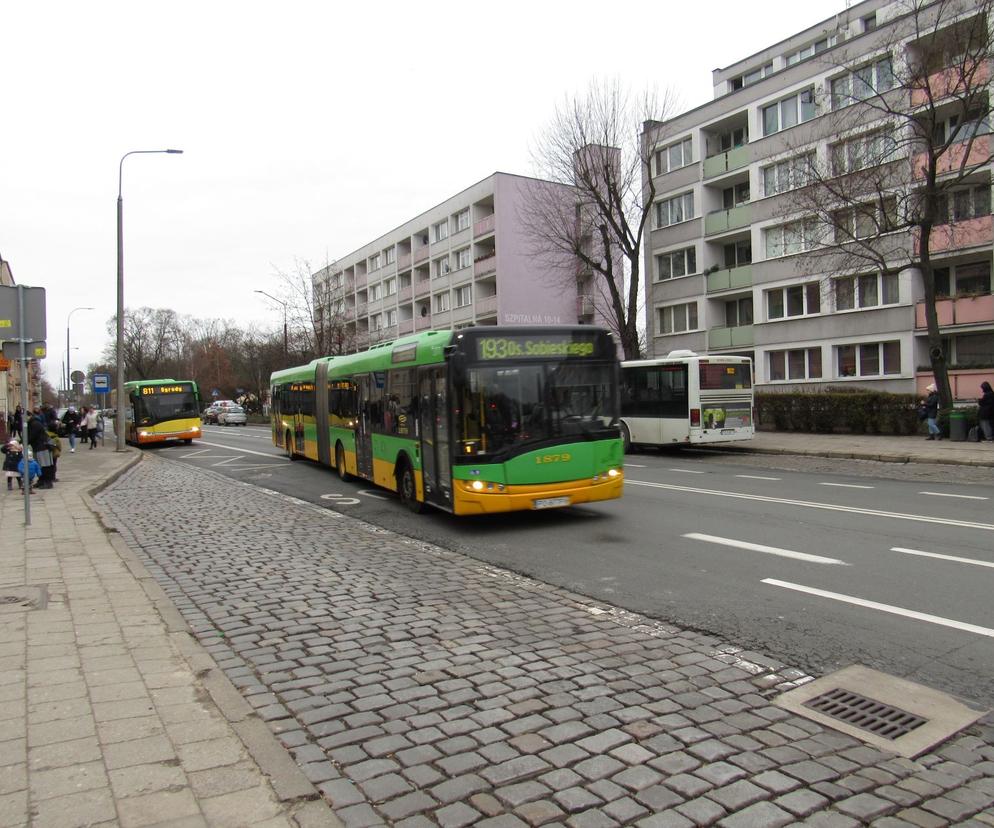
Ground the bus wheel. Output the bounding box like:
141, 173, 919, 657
285, 431, 297, 461
621, 423, 632, 454
184, 439, 193, 445
397, 464, 424, 513
336, 444, 352, 482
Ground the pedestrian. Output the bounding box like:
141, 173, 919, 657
27, 409, 54, 488
2, 439, 23, 491
10, 405, 23, 441
47, 422, 62, 482
62, 406, 81, 452
16, 454, 41, 493
83, 405, 100, 449
922, 383, 942, 441
979, 381, 994, 443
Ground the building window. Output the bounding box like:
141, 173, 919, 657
722, 182, 750, 208
455, 209, 470, 232
368, 283, 382, 302
762, 88, 816, 136
433, 256, 451, 279
658, 301, 698, 334
725, 297, 753, 327
656, 192, 694, 228
455, 284, 472, 308
655, 137, 693, 176
834, 272, 900, 311
384, 277, 396, 296
433, 291, 450, 313
385, 248, 396, 265
785, 37, 832, 67
370, 313, 382, 331
766, 281, 821, 320
837, 341, 901, 377
954, 332, 994, 366
369, 253, 381, 271
830, 130, 897, 176
455, 247, 472, 270
934, 262, 992, 297
935, 185, 992, 225
723, 240, 752, 268
730, 61, 773, 90
655, 247, 697, 281
830, 57, 893, 110
933, 110, 991, 145
769, 348, 822, 381
762, 152, 815, 196
718, 127, 747, 152
386, 309, 398, 327
433, 220, 449, 243
832, 198, 899, 242
764, 217, 820, 258
862, 13, 877, 31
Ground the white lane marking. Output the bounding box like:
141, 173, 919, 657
321, 493, 361, 505
195, 440, 288, 460
819, 482, 875, 490
358, 489, 390, 501
180, 449, 212, 458
919, 491, 989, 501
624, 463, 647, 468
763, 578, 994, 639
213, 456, 245, 466
683, 532, 847, 565
669, 468, 705, 474
735, 474, 781, 481
626, 479, 994, 532
891, 547, 994, 569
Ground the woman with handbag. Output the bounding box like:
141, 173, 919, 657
922, 383, 941, 441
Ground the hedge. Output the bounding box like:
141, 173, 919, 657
755, 390, 980, 435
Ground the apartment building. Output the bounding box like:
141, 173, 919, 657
313, 172, 611, 351
0, 255, 43, 419
642, 0, 993, 399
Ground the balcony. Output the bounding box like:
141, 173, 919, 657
397, 252, 411, 270
474, 214, 495, 236
354, 272, 367, 289
916, 293, 994, 328
398, 320, 414, 335
706, 264, 752, 294
415, 279, 431, 297
911, 59, 991, 107
703, 145, 749, 179
576, 295, 594, 316
707, 325, 754, 349
475, 294, 498, 316
399, 285, 413, 302
413, 248, 429, 264
474, 254, 497, 277
913, 135, 990, 179
916, 368, 992, 401
923, 215, 993, 253
356, 303, 368, 318
705, 204, 751, 236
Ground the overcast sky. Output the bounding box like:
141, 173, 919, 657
2, 0, 844, 390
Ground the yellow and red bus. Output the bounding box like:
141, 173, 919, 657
270, 326, 624, 515
123, 379, 202, 446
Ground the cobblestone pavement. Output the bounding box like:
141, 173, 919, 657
96, 456, 994, 827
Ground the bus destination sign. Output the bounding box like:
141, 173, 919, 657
142, 384, 189, 395
476, 335, 597, 361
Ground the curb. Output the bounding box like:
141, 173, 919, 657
706, 442, 994, 468
82, 451, 343, 828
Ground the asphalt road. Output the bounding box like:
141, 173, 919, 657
158, 423, 994, 710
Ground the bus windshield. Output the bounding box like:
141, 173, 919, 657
455, 362, 617, 457
134, 389, 199, 426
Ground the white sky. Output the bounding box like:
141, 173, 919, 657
2, 0, 844, 389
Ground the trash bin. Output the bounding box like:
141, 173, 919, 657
948, 410, 968, 442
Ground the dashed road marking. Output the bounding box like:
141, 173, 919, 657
891, 546, 994, 569
919, 491, 988, 501
735, 474, 781, 481
819, 482, 875, 489
668, 468, 705, 474
763, 578, 994, 638
683, 532, 847, 565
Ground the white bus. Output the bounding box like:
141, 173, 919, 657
620, 351, 754, 450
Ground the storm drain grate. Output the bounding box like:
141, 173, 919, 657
804, 688, 927, 739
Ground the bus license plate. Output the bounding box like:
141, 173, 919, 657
533, 496, 571, 510
721, 428, 736, 435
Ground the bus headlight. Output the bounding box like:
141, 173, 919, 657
138, 431, 148, 438
471, 480, 484, 491
192, 426, 201, 433
607, 468, 620, 478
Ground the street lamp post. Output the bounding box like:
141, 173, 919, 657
66, 306, 94, 403
254, 290, 288, 358
117, 149, 183, 452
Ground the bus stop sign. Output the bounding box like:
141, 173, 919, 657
92, 373, 110, 393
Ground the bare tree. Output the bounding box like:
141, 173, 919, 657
270, 256, 355, 361
524, 79, 678, 359
780, 0, 994, 408
103, 307, 185, 380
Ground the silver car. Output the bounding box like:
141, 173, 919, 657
217, 405, 247, 426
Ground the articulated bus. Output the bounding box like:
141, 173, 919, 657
123, 379, 202, 446
620, 351, 754, 450
270, 326, 624, 515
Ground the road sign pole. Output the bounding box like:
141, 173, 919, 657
17, 286, 30, 526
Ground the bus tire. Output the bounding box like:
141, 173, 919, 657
285, 431, 297, 461
336, 443, 352, 482
397, 462, 424, 514
621, 422, 632, 454
184, 439, 193, 445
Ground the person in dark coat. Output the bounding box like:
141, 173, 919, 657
61, 406, 81, 453
26, 410, 54, 489
922, 383, 941, 440
979, 381, 994, 442
10, 405, 23, 441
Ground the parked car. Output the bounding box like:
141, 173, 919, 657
217, 405, 247, 426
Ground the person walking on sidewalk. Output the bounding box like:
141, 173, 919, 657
2, 439, 23, 491
83, 405, 100, 449
979, 381, 994, 442
62, 406, 81, 452
27, 409, 54, 488
923, 383, 942, 440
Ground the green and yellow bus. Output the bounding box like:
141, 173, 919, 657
123, 379, 202, 446
270, 326, 624, 515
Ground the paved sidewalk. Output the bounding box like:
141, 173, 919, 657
0, 446, 340, 827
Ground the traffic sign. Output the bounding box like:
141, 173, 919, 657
0, 285, 46, 340
2, 340, 46, 360
70, 370, 85, 384
92, 373, 111, 393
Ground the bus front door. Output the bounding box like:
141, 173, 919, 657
418, 367, 451, 509
355, 375, 374, 480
